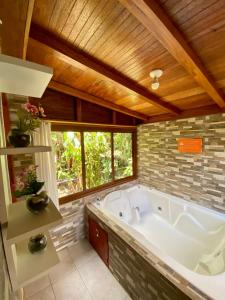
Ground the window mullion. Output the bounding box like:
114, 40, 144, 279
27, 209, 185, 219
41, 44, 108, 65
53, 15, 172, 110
111, 132, 115, 182
132, 131, 137, 177
81, 131, 86, 191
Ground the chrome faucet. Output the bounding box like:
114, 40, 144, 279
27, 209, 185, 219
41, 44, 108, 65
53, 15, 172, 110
132, 206, 141, 222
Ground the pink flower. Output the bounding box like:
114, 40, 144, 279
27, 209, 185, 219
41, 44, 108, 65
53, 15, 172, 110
15, 176, 26, 191
38, 105, 46, 118
22, 102, 39, 116
28, 165, 37, 172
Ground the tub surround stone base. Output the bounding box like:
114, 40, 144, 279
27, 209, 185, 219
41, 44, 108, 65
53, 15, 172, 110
86, 204, 212, 300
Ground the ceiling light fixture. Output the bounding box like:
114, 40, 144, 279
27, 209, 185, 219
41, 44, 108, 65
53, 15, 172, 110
150, 69, 163, 90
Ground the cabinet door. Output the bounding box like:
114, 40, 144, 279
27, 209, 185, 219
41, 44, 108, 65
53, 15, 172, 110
88, 217, 109, 266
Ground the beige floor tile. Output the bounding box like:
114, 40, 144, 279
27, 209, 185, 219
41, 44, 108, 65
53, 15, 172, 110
49, 251, 76, 284
68, 239, 97, 268
24, 275, 51, 299
57, 247, 73, 263
77, 252, 112, 283
69, 239, 93, 254
26, 286, 55, 300
25, 239, 131, 300
77, 254, 115, 300
107, 277, 131, 300
52, 269, 92, 300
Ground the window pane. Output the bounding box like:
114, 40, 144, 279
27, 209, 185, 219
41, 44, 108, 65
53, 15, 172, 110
51, 131, 83, 197
114, 133, 133, 179
84, 132, 112, 189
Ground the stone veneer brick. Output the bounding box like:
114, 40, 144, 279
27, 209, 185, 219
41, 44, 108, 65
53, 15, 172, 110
138, 113, 225, 212
109, 236, 190, 300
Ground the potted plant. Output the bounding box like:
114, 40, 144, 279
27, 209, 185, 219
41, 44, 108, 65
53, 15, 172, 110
9, 101, 46, 147
14, 165, 50, 214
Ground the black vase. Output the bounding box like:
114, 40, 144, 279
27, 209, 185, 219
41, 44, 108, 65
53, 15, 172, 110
9, 129, 30, 147
28, 234, 47, 254
26, 192, 50, 214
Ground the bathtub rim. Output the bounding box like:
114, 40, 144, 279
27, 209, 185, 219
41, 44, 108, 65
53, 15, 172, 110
90, 184, 225, 300
100, 183, 225, 222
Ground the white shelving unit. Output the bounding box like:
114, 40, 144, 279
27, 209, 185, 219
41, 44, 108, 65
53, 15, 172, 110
0, 108, 62, 291
7, 199, 62, 244
2, 228, 59, 289
0, 146, 51, 155
14, 232, 59, 287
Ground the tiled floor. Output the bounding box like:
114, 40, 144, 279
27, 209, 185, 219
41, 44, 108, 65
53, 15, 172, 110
24, 239, 131, 300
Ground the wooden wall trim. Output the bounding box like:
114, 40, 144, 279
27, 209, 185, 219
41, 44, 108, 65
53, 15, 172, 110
119, 0, 225, 108
111, 132, 115, 182
48, 81, 148, 121
80, 131, 86, 192
49, 119, 137, 131
59, 176, 137, 205
148, 104, 225, 123
76, 99, 82, 122
30, 23, 180, 115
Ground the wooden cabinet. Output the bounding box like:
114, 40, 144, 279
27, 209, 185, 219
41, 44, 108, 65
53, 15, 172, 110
88, 217, 109, 266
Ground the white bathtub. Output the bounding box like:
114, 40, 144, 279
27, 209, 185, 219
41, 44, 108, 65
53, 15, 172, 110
95, 184, 225, 300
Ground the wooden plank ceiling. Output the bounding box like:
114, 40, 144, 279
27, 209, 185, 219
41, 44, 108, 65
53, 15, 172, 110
25, 0, 225, 122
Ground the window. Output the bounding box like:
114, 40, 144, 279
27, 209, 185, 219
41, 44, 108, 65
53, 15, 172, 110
51, 131, 82, 198
114, 133, 133, 179
84, 132, 112, 189
51, 128, 136, 202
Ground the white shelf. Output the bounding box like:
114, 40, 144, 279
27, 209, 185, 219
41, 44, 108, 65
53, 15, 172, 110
0, 146, 51, 155
15, 232, 59, 288
0, 53, 53, 98
7, 199, 62, 244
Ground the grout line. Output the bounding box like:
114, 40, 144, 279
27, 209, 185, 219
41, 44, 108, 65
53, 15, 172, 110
24, 280, 52, 300
76, 266, 95, 300
50, 281, 57, 300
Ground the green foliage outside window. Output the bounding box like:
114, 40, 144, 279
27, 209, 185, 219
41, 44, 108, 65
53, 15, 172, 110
114, 133, 133, 179
51, 131, 82, 197
51, 130, 133, 198
84, 132, 112, 189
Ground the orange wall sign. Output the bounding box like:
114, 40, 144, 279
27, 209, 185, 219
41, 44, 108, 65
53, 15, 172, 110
178, 138, 202, 153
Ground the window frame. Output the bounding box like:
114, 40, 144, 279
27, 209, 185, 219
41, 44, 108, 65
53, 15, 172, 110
51, 124, 137, 205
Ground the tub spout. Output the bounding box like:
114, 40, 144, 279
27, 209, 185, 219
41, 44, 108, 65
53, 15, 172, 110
132, 206, 141, 223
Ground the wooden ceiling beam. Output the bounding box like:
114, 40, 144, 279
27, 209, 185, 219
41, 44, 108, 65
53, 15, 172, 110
148, 104, 225, 123
48, 81, 148, 121
29, 23, 180, 115
0, 0, 34, 58
119, 0, 225, 108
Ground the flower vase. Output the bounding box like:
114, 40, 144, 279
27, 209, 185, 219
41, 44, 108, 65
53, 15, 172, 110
9, 129, 30, 147
26, 192, 50, 214
28, 234, 47, 253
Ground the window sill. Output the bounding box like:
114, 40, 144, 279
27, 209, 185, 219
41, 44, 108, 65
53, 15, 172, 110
59, 176, 137, 205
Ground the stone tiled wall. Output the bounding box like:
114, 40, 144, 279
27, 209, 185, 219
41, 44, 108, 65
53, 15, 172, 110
138, 113, 225, 212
